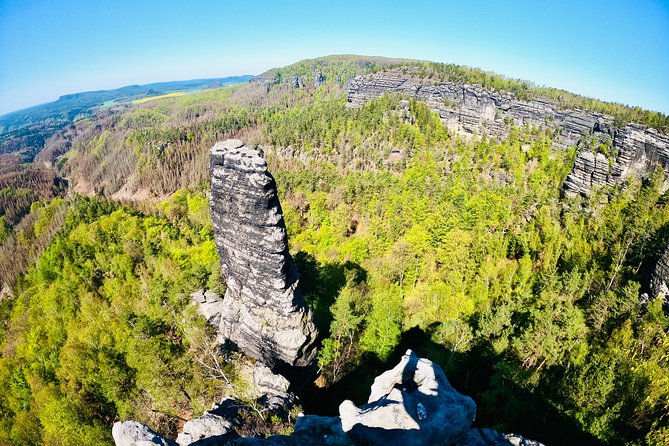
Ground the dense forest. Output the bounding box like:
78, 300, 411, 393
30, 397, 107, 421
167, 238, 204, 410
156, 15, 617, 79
0, 56, 668, 446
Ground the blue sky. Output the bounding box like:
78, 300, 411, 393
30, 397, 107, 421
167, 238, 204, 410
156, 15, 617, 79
1, 0, 668, 115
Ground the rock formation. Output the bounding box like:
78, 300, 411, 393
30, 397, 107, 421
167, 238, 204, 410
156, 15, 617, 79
563, 124, 669, 197
112, 421, 177, 446
338, 350, 476, 445
347, 70, 669, 196
649, 245, 669, 306
112, 350, 543, 446
190, 289, 225, 328
210, 139, 318, 371
291, 76, 304, 89
313, 69, 325, 87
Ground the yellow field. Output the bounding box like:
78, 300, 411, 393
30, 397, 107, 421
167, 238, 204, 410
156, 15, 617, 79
132, 92, 187, 104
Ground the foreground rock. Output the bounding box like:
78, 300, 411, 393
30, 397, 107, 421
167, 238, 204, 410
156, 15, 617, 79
113, 350, 542, 446
209, 140, 318, 372
112, 421, 177, 446
347, 70, 669, 196
338, 350, 476, 445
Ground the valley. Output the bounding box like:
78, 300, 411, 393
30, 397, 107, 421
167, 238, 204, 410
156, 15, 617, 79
0, 55, 668, 446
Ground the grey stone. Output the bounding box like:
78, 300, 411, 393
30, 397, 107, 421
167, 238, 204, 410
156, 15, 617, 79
177, 411, 235, 446
650, 245, 669, 308
210, 140, 318, 371
564, 123, 669, 197
112, 421, 177, 446
190, 289, 225, 328
113, 351, 544, 446
313, 69, 325, 87
239, 361, 295, 410
291, 76, 304, 89
339, 349, 476, 446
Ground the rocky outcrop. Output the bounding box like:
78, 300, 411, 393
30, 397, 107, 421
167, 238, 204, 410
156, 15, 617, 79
563, 124, 669, 197
113, 351, 541, 446
338, 350, 476, 445
347, 70, 669, 196
650, 245, 669, 305
190, 289, 225, 328
176, 409, 235, 446
313, 69, 325, 87
291, 76, 304, 89
112, 421, 177, 446
561, 151, 611, 197
210, 139, 318, 371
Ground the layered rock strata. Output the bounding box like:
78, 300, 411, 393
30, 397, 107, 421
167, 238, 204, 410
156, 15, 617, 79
113, 350, 543, 446
210, 139, 318, 370
347, 71, 669, 196
650, 245, 669, 305
564, 124, 669, 196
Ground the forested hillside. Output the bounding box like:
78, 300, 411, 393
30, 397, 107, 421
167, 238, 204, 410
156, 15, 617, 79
1, 56, 668, 446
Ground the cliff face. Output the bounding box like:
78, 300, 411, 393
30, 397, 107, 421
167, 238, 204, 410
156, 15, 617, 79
347, 71, 669, 196
650, 246, 669, 305
563, 124, 669, 196
209, 139, 318, 370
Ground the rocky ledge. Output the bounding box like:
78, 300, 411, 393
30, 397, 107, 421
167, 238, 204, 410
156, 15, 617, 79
209, 140, 318, 372
347, 70, 669, 196
113, 350, 543, 446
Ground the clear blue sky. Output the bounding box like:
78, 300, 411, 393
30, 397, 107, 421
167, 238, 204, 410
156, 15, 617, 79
1, 0, 668, 115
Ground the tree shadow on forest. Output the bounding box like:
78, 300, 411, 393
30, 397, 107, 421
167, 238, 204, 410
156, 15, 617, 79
297, 325, 604, 446
293, 251, 366, 335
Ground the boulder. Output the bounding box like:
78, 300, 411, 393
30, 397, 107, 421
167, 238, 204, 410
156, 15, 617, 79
112, 421, 177, 446
245, 361, 294, 409
190, 289, 225, 328
176, 409, 236, 446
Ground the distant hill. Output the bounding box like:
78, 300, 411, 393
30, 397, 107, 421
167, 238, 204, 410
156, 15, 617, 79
0, 75, 253, 160
0, 76, 253, 134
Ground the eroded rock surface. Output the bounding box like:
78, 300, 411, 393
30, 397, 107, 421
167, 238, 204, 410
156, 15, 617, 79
210, 139, 318, 371
190, 289, 225, 328
650, 245, 669, 305
112, 421, 177, 446
347, 70, 669, 196
113, 351, 542, 446
176, 409, 234, 446
564, 124, 669, 197
338, 350, 475, 445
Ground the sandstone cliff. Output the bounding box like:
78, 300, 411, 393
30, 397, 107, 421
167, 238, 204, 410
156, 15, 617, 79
347, 70, 669, 196
209, 139, 318, 371
649, 245, 669, 307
